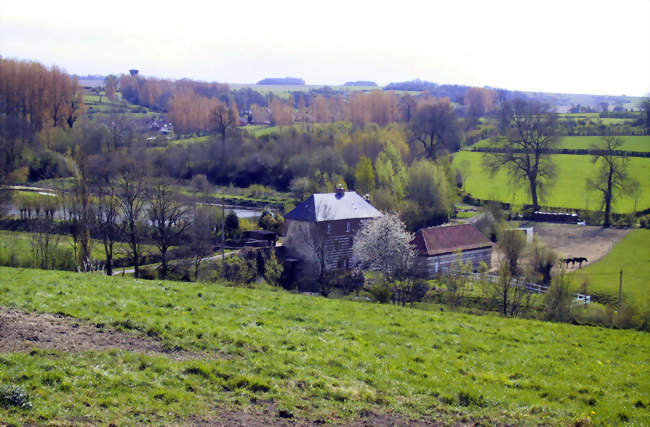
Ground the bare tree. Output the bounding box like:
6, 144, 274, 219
484, 99, 559, 209
30, 214, 61, 270
65, 78, 85, 128
497, 228, 527, 277
116, 170, 148, 278
148, 179, 190, 279
409, 98, 461, 159
529, 240, 557, 286
186, 206, 213, 281
586, 134, 635, 227
638, 98, 649, 130
491, 262, 533, 317
71, 145, 93, 270
94, 178, 121, 276
101, 113, 134, 152
440, 252, 473, 307
211, 101, 239, 156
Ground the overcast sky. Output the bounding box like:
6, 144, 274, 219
1, 0, 649, 96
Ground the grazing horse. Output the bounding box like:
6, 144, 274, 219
560, 257, 588, 269
560, 257, 575, 268
574, 257, 588, 268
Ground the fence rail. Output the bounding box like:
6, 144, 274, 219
442, 268, 590, 304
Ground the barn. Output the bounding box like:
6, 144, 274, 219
413, 224, 493, 276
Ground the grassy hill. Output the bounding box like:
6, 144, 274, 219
0, 267, 648, 424
453, 151, 650, 212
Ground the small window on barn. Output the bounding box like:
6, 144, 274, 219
327, 223, 331, 234
346, 221, 351, 233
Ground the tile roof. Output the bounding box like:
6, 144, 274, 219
413, 224, 493, 256
284, 191, 383, 222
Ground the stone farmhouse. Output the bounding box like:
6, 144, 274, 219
413, 224, 493, 276
283, 188, 382, 274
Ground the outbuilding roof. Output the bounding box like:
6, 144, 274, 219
413, 224, 493, 256
284, 191, 382, 222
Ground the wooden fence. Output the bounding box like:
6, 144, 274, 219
443, 268, 590, 304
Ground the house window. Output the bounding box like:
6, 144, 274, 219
346, 221, 351, 233
327, 223, 332, 234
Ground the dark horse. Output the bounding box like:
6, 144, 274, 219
560, 257, 588, 268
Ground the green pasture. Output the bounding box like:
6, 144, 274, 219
169, 135, 211, 145
569, 229, 650, 309
453, 152, 650, 213
244, 124, 280, 137
554, 136, 650, 152
0, 230, 155, 270
473, 135, 650, 152
0, 267, 648, 424
598, 117, 634, 125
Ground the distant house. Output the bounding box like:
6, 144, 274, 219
413, 224, 493, 275
283, 188, 382, 274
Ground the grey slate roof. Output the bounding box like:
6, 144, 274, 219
285, 191, 383, 222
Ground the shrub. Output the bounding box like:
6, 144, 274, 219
613, 213, 636, 228
368, 282, 392, 304
0, 385, 32, 410
263, 252, 283, 287
222, 255, 256, 284
457, 390, 487, 407
581, 210, 603, 226
543, 275, 573, 322
332, 269, 365, 295
573, 303, 611, 327
258, 209, 284, 234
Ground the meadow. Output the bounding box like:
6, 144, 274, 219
0, 230, 155, 270
453, 151, 650, 213
473, 135, 650, 152
0, 267, 648, 424
569, 229, 650, 308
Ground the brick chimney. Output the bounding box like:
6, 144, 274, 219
335, 184, 345, 198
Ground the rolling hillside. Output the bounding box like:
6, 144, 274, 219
0, 267, 648, 424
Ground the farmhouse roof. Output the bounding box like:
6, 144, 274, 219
413, 224, 493, 256
284, 191, 382, 222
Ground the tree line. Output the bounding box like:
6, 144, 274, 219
0, 57, 86, 176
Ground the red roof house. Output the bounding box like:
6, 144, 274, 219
413, 224, 493, 275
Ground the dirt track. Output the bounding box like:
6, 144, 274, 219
0, 307, 434, 425
0, 307, 195, 359
524, 223, 629, 267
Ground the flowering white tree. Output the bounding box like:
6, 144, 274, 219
353, 213, 415, 281
353, 213, 421, 305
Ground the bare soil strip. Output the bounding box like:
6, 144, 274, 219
521, 223, 629, 267
187, 407, 438, 426
0, 307, 196, 359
